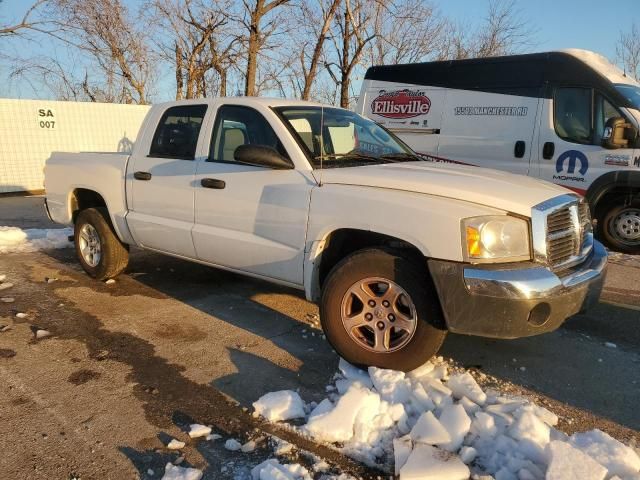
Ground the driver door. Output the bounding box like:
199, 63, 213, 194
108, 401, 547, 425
192, 105, 313, 285
538, 87, 637, 194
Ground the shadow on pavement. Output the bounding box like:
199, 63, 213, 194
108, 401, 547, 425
39, 246, 640, 443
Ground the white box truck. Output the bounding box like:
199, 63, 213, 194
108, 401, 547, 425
0, 99, 149, 194
356, 49, 640, 254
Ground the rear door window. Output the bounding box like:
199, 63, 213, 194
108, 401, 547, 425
149, 105, 207, 160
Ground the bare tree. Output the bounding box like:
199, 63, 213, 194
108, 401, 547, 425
290, 0, 341, 100
617, 22, 640, 80
151, 0, 240, 99
367, 0, 447, 66
47, 0, 154, 104
0, 0, 47, 37
240, 0, 291, 96
442, 0, 534, 60
326, 0, 379, 108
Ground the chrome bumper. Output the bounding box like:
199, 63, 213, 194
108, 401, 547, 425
428, 241, 607, 339
464, 240, 607, 300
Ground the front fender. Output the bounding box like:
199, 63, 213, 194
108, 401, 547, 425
303, 184, 506, 301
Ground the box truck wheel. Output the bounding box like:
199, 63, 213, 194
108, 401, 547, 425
601, 203, 640, 254
74, 208, 129, 280
320, 248, 447, 372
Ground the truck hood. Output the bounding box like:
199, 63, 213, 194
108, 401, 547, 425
317, 161, 571, 217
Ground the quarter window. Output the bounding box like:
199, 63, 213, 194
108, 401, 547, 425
209, 105, 288, 162
554, 88, 592, 144
149, 105, 207, 160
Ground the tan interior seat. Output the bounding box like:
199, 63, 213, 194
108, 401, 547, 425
222, 128, 247, 161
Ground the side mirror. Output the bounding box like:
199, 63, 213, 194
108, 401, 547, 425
602, 117, 637, 149
233, 144, 293, 170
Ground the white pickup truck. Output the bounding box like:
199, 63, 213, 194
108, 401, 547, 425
44, 98, 607, 371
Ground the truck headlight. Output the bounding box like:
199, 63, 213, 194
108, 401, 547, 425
462, 216, 531, 262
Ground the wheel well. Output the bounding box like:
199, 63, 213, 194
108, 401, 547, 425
70, 189, 107, 223
592, 186, 640, 221
317, 229, 425, 290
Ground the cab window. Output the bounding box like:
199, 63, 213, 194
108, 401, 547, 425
554, 88, 592, 144
594, 94, 622, 145
209, 105, 288, 162
149, 105, 207, 159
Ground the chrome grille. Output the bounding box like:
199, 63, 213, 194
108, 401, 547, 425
544, 199, 593, 270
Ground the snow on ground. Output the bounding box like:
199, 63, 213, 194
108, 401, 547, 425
0, 226, 73, 253
160, 463, 203, 480
250, 357, 640, 480
188, 424, 212, 439
253, 390, 306, 422
167, 439, 186, 450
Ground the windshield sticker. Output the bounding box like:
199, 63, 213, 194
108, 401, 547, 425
604, 154, 630, 167
553, 149, 588, 183
453, 106, 528, 116
371, 89, 431, 119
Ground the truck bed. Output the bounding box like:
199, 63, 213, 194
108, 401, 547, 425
44, 152, 132, 242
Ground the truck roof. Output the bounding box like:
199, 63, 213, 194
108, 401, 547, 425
153, 97, 334, 110
363, 50, 637, 107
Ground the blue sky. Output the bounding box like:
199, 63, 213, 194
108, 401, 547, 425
438, 0, 637, 61
1, 0, 638, 100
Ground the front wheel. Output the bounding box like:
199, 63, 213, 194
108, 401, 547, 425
600, 204, 640, 254
320, 248, 447, 371
74, 208, 129, 280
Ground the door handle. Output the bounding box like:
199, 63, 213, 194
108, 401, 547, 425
201, 178, 226, 189
514, 141, 526, 158
542, 142, 555, 160
134, 171, 152, 181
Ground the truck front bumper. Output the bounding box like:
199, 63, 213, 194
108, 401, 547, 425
428, 241, 607, 339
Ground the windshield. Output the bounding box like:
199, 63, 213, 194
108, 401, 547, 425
615, 83, 640, 110
274, 106, 418, 168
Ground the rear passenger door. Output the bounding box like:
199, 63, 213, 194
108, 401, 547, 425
127, 104, 207, 257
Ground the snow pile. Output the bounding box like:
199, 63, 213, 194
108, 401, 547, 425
253, 390, 306, 422
0, 226, 73, 253
253, 357, 640, 479
251, 459, 311, 480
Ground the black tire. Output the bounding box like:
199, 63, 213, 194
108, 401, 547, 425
599, 203, 640, 254
74, 207, 129, 280
320, 248, 447, 372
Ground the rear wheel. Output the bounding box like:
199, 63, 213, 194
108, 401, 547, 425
600, 204, 640, 254
320, 248, 447, 371
74, 208, 129, 280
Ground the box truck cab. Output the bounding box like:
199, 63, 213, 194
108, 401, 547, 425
356, 49, 640, 253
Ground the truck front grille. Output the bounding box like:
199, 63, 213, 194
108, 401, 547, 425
545, 199, 593, 270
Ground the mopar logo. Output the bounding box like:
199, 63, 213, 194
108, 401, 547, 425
556, 150, 589, 175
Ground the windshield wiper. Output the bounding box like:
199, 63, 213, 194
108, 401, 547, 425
314, 152, 386, 163
379, 152, 423, 162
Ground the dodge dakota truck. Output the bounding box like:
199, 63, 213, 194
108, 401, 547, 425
44, 98, 607, 371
